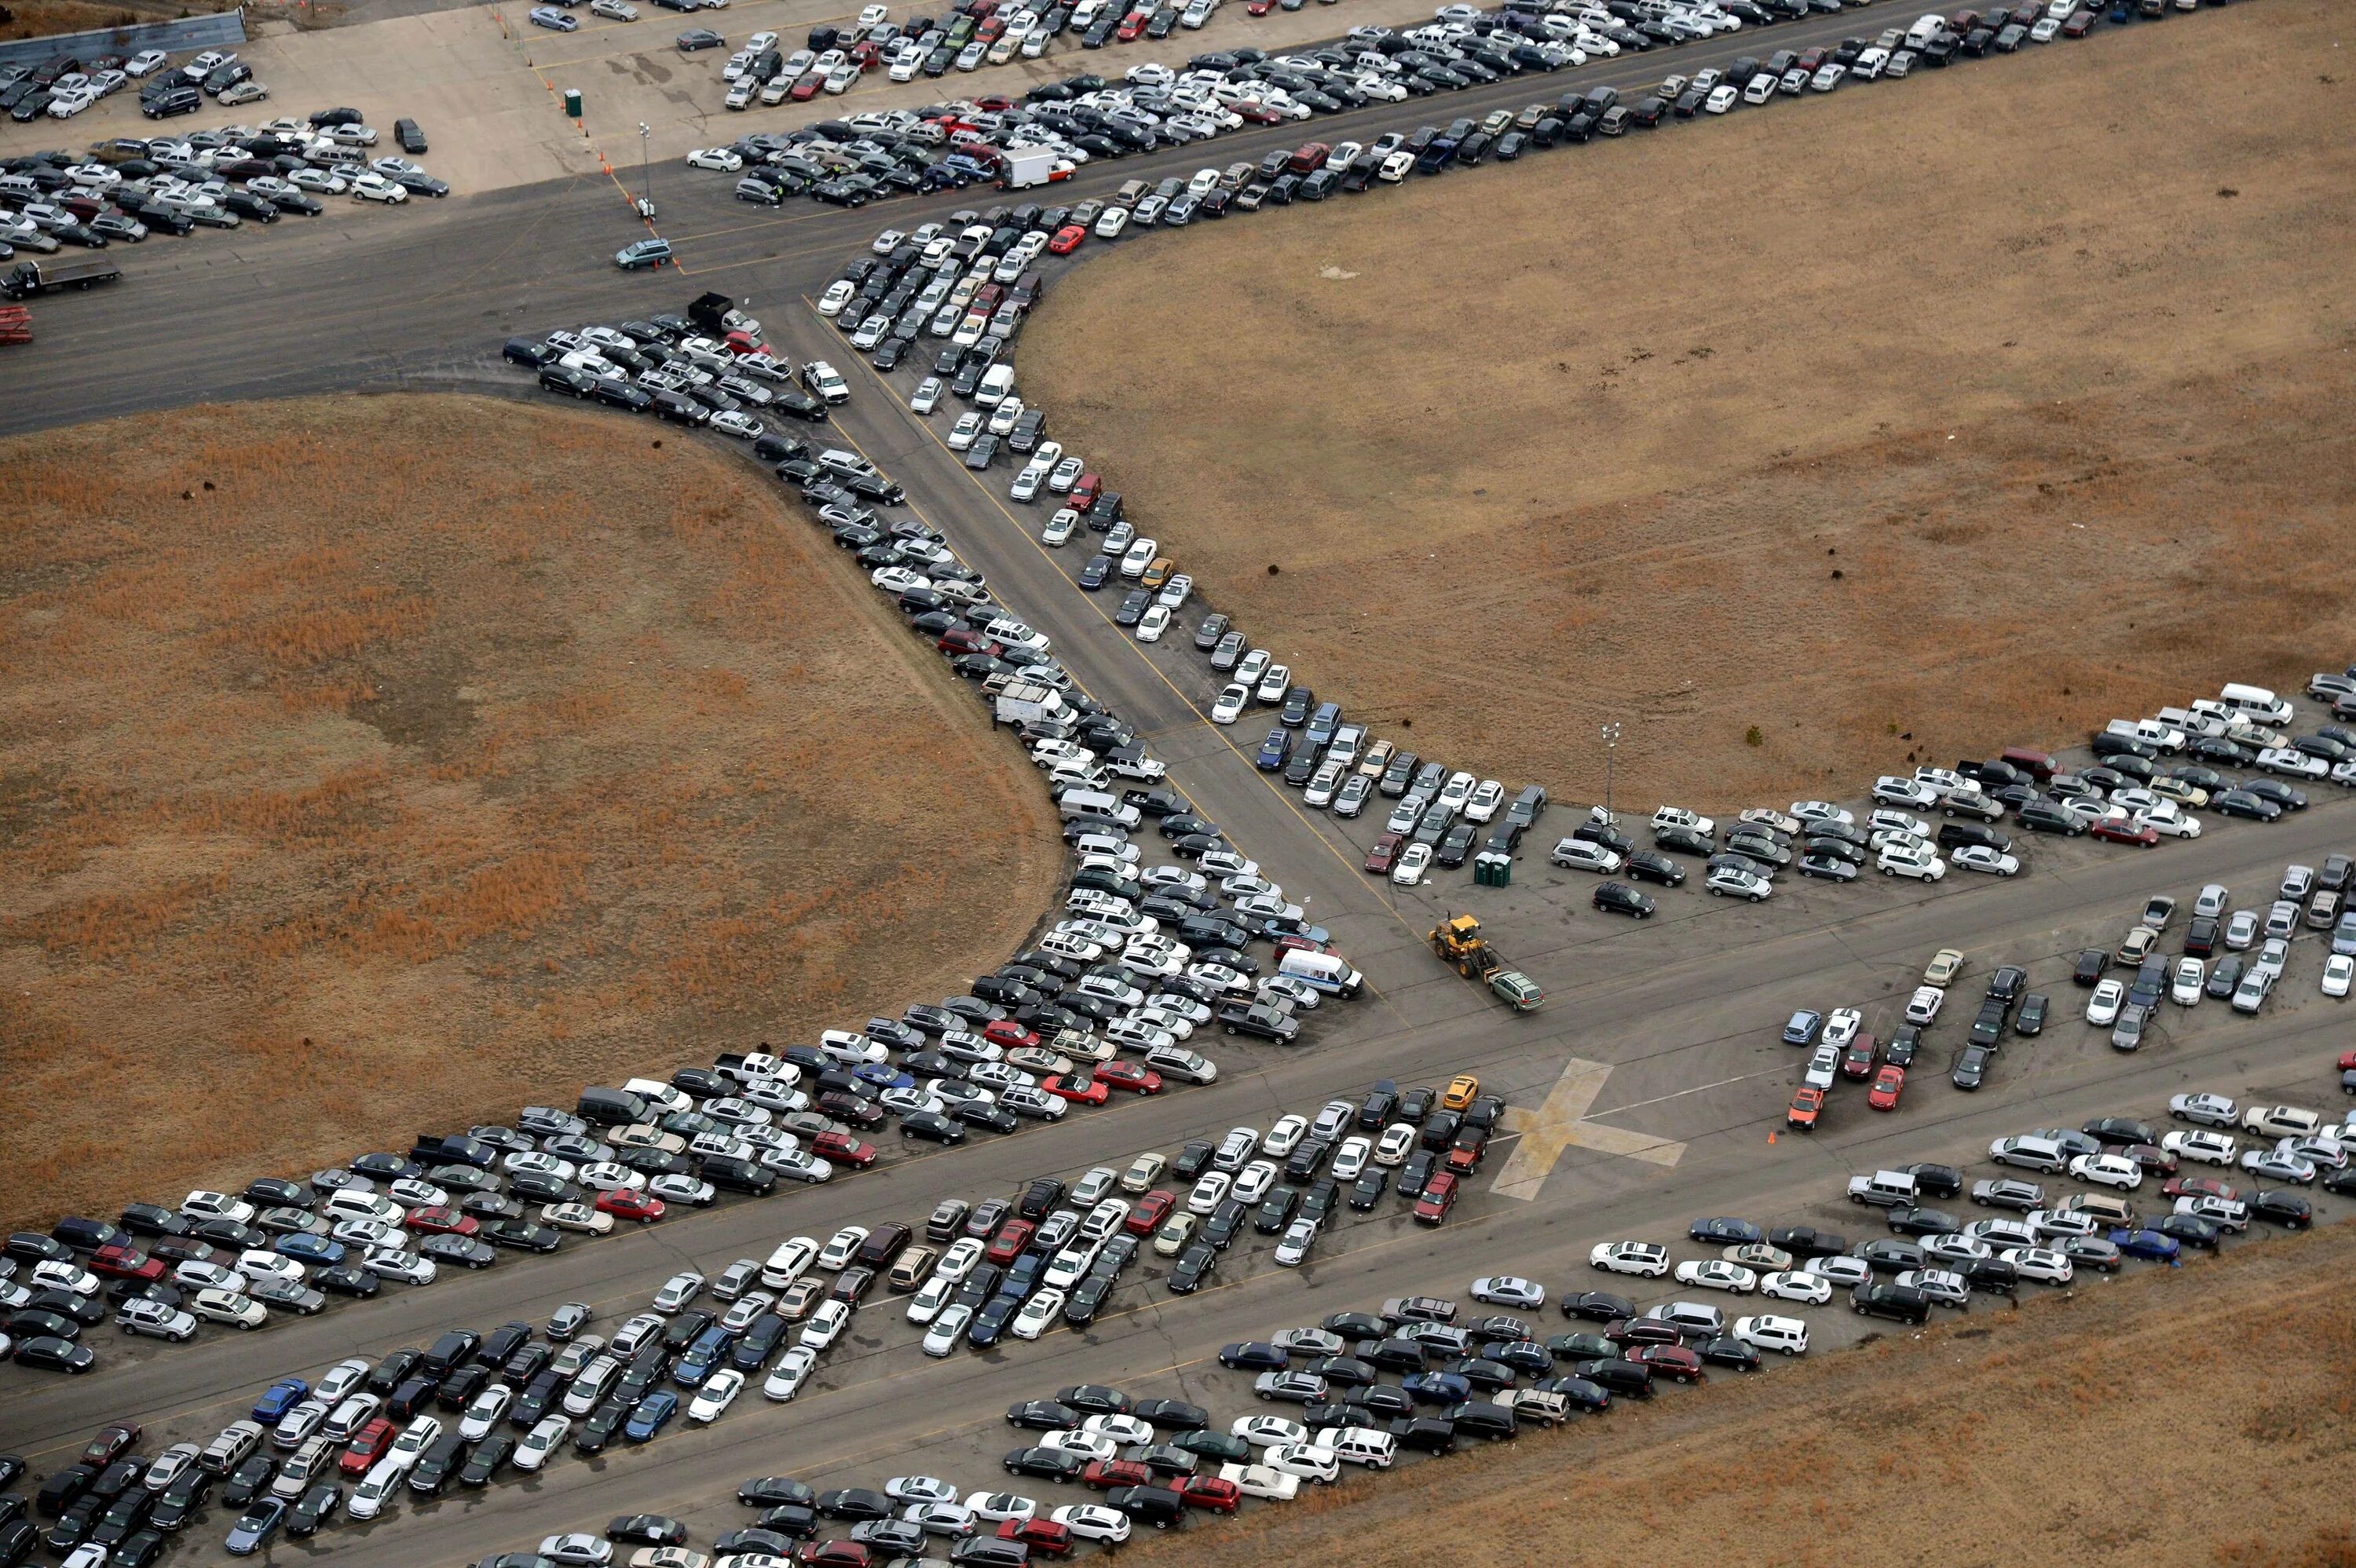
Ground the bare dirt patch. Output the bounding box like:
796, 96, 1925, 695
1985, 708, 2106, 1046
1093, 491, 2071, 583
1134, 1223, 2356, 1568
1022, 2, 2356, 810
0, 393, 1059, 1231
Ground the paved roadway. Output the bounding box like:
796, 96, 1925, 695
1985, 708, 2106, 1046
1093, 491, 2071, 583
8, 15, 2319, 1565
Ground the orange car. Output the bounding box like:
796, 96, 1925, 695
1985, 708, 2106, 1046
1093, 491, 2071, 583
1441, 1074, 1480, 1112
1786, 1086, 1824, 1131
1868, 1065, 1907, 1112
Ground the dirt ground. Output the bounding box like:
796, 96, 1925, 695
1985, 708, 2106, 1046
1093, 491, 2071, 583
1138, 1223, 2356, 1568
0, 394, 1059, 1232
0, 0, 236, 44
1022, 2, 2356, 813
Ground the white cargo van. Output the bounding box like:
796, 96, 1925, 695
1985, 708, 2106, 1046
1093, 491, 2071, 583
1055, 789, 1140, 829
2219, 682, 2293, 726
1277, 950, 1364, 997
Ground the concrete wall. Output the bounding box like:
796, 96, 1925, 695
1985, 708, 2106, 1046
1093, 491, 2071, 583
0, 9, 247, 69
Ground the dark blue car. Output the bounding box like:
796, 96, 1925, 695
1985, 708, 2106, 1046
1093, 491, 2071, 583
1255, 728, 1293, 772
672, 1325, 737, 1388
276, 1233, 346, 1266
1402, 1371, 1470, 1405
851, 1062, 915, 1092
968, 1295, 1020, 1349
1688, 1216, 1763, 1245
624, 1391, 678, 1442
2108, 1227, 2181, 1263
252, 1377, 309, 1423
225, 1498, 286, 1556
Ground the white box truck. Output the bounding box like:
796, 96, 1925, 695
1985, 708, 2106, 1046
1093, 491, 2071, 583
999, 145, 1063, 189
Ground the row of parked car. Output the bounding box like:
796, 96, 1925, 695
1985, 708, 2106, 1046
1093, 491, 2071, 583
0, 108, 437, 259
677, 0, 2083, 215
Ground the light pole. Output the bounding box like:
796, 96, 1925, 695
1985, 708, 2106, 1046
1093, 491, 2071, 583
1601, 722, 1622, 821
638, 122, 653, 217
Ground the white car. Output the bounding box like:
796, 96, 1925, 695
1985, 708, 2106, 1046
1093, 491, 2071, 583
688, 147, 744, 172
1878, 843, 1947, 881
2068, 1153, 2143, 1190
1209, 683, 1250, 724
920, 1305, 972, 1358
361, 1248, 436, 1285
1136, 605, 1172, 642
1758, 1270, 1832, 1306
1219, 1462, 1301, 1501
1264, 1442, 1340, 1485
1041, 510, 1077, 546
765, 1345, 819, 1397
909, 378, 943, 415
1010, 1289, 1066, 1340
1732, 1314, 1809, 1355
192, 1287, 268, 1329
1674, 1259, 1757, 1294
126, 49, 168, 76
1790, 801, 1853, 828
1588, 1240, 1670, 1277
799, 1299, 853, 1350
1050, 1504, 1131, 1545
709, 409, 763, 440
818, 1227, 869, 1270
351, 172, 408, 203
591, 0, 638, 15
688, 1369, 744, 1422
1873, 775, 1940, 810
1231, 1416, 1309, 1449
2160, 1129, 2236, 1166
1421, 1266, 1538, 1314
2327, 955, 2354, 997
805, 360, 848, 402
1373, 1124, 1416, 1166
1904, 985, 1945, 1025
1952, 844, 2021, 876
514, 1416, 571, 1471
2000, 1247, 2075, 1285
1390, 843, 1433, 886
653, 1271, 707, 1312
1264, 1116, 1308, 1157
2085, 979, 2126, 1026
1822, 1007, 1863, 1047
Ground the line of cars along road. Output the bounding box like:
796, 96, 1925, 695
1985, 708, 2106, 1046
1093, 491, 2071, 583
49, 1039, 2330, 1568
0, 95, 441, 261
4, 1072, 1514, 1563
671, 0, 2150, 219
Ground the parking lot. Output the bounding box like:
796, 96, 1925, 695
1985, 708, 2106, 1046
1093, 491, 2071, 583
5, 2, 2351, 1566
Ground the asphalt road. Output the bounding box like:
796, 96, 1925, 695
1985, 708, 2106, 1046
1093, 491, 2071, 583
3, 13, 2314, 1566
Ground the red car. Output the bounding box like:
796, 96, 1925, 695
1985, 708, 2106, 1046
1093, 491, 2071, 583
814, 1131, 878, 1168
2122, 1142, 2176, 1175
1631, 1343, 1705, 1383
1068, 474, 1100, 508
1234, 101, 1284, 125
91, 1243, 166, 1283
2336, 1050, 2356, 1072
1412, 1171, 1458, 1226
1786, 1087, 1824, 1132
1604, 1317, 1681, 1349
1173, 1475, 1240, 1513
1047, 224, 1087, 254
1041, 1073, 1109, 1106
1867, 1065, 1906, 1112
2090, 819, 2159, 848
1095, 1061, 1162, 1095
975, 16, 1004, 42
983, 1219, 1036, 1266
339, 1417, 396, 1476
1124, 1190, 1176, 1235
1247, 0, 1274, 12
973, 93, 1015, 111
595, 1188, 665, 1223
404, 1205, 480, 1237
1363, 832, 1404, 875
790, 73, 824, 101
1272, 934, 1328, 956
81, 1424, 141, 1468
2164, 1175, 2239, 1201
1115, 9, 1150, 39
798, 1544, 873, 1568
1838, 1035, 1878, 1080
938, 628, 1004, 658
982, 1018, 1037, 1051
1081, 1458, 1152, 1489
999, 1517, 1074, 1557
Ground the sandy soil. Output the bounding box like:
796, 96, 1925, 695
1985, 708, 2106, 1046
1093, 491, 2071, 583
1136, 1222, 2356, 1568
1021, 2, 2356, 813
0, 393, 1060, 1232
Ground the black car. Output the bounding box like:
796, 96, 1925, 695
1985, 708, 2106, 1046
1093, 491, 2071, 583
1593, 882, 1654, 918
1002, 1447, 1085, 1482
1951, 1044, 1992, 1091
1850, 1283, 1930, 1325
1560, 1289, 1634, 1323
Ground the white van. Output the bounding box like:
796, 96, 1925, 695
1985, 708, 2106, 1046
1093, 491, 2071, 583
1906, 11, 1944, 46
621, 1078, 692, 1117
2219, 682, 2294, 726
1278, 950, 1364, 998
1055, 789, 1140, 829
1312, 1425, 1397, 1468
975, 364, 1015, 407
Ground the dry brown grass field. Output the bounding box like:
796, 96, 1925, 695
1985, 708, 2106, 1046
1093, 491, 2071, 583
1137, 1223, 2356, 1568
0, 394, 1059, 1231
1023, 1, 2356, 811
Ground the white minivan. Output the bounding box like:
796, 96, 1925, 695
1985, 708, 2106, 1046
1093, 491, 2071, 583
975, 364, 1015, 407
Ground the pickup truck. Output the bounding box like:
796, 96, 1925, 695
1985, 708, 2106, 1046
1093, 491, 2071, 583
1217, 1002, 1301, 1043
1, 257, 120, 298
2102, 718, 2185, 754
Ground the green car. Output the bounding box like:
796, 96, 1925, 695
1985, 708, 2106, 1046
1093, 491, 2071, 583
1491, 970, 1543, 1012
615, 236, 673, 271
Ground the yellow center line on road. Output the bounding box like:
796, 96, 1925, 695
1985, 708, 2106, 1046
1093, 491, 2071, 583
802, 295, 1430, 1013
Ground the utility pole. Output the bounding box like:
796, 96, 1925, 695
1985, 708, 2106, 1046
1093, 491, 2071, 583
638, 122, 653, 217
1601, 722, 1622, 821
